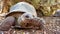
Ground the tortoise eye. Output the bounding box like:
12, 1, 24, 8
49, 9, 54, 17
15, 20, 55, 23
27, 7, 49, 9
25, 15, 29, 18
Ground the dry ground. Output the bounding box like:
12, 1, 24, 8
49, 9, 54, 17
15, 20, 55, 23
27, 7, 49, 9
0, 17, 60, 34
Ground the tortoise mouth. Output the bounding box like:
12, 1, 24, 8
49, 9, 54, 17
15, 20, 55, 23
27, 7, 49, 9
5, 12, 25, 17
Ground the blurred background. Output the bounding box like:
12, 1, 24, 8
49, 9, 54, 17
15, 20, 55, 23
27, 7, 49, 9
0, 0, 60, 16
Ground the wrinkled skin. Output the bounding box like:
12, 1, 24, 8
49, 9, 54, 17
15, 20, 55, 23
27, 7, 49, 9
17, 13, 44, 30
18, 17, 44, 30
0, 16, 15, 31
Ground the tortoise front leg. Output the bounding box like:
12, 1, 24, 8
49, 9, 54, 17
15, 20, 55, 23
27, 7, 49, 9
0, 16, 15, 31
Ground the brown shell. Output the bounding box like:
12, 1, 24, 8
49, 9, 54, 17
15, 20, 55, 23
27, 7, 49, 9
5, 12, 25, 18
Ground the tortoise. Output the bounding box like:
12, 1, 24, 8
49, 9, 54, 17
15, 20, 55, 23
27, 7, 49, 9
0, 2, 37, 31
